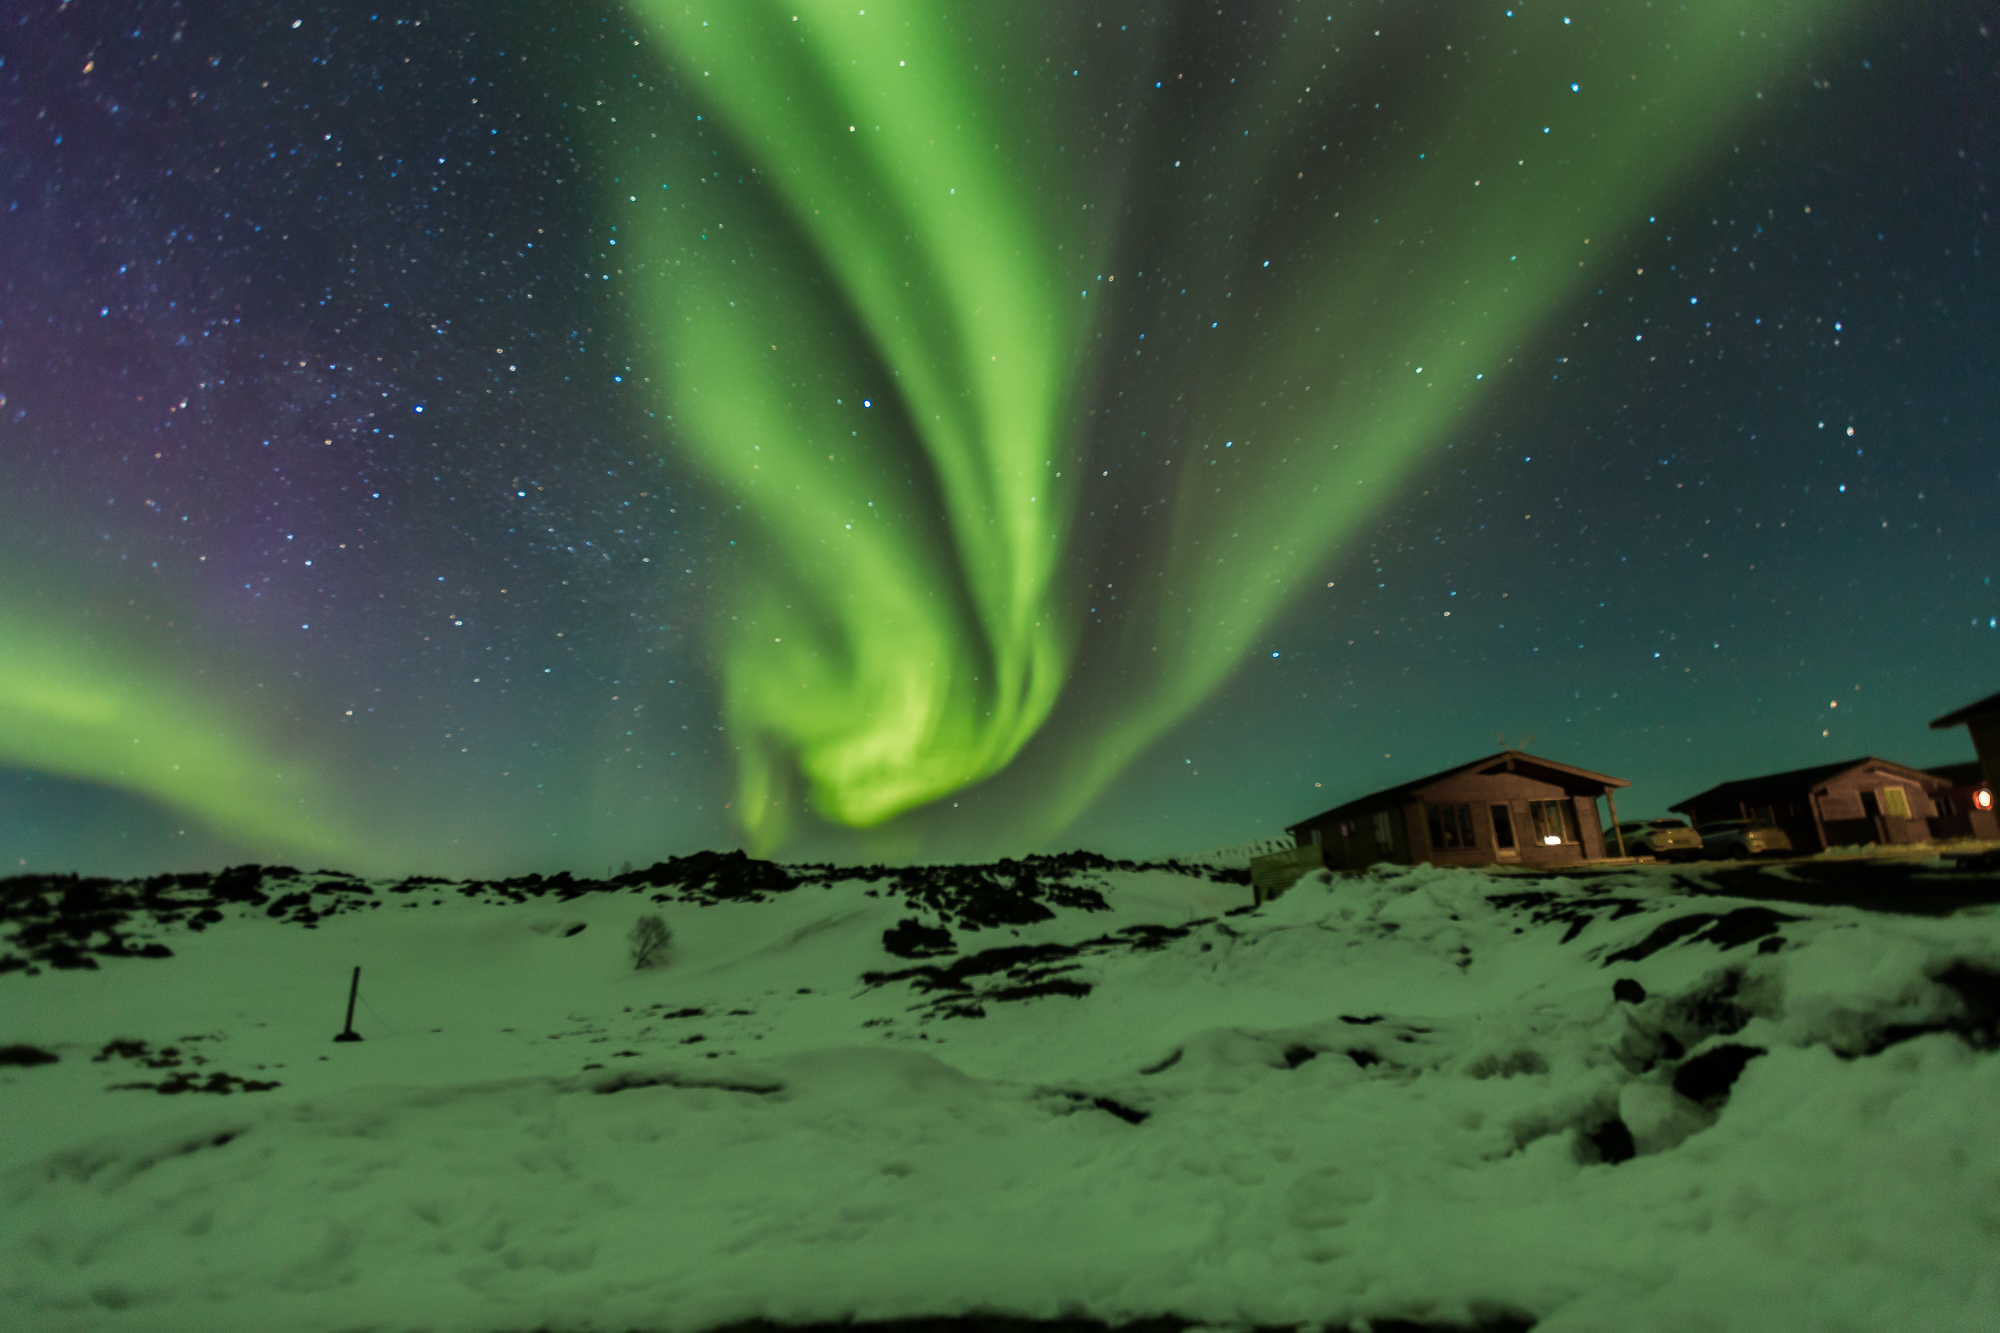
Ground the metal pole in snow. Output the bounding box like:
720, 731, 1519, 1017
334, 966, 363, 1042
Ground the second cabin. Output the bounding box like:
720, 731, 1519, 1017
1669, 756, 1957, 853
1286, 750, 1632, 873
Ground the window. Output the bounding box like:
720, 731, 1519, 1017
1426, 802, 1476, 849
1372, 809, 1395, 850
1490, 803, 1516, 849
1880, 786, 1911, 819
1528, 799, 1579, 845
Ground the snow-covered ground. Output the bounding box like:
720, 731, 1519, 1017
3, 852, 1998, 1333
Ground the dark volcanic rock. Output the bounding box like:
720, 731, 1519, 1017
1701, 906, 1805, 951
0, 847, 1279, 979
109, 1070, 281, 1095
1934, 960, 2000, 1050
1581, 1115, 1637, 1165
1845, 959, 2000, 1056
883, 918, 956, 959
1488, 888, 1651, 946
641, 849, 797, 902
1602, 906, 1802, 965
1672, 1043, 1768, 1107
1661, 967, 1758, 1045
1601, 913, 1721, 964
1693, 858, 2000, 916
0, 1043, 59, 1066
860, 918, 1221, 1019
0, 865, 361, 971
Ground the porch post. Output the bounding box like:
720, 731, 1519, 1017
1605, 789, 1628, 858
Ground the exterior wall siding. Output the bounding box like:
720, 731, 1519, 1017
1487, 779, 1591, 867
1576, 796, 1606, 860
1970, 718, 2000, 788
1302, 808, 1407, 871
1929, 779, 2000, 841
1813, 769, 1943, 846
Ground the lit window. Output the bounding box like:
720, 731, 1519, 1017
1879, 787, 1911, 819
1528, 799, 1580, 845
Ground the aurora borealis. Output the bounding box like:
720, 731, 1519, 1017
625, 3, 1092, 844
3, 1, 1995, 875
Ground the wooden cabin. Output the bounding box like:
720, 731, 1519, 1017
1929, 688, 2000, 788
1670, 757, 1952, 852
1284, 750, 1631, 873
1925, 761, 2000, 842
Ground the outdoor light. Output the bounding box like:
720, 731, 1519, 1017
1543, 834, 1562, 846
1977, 788, 1995, 812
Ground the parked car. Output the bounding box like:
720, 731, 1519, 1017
1606, 818, 1704, 861
1697, 819, 1794, 859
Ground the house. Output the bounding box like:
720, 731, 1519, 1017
1281, 750, 1632, 876
1924, 761, 2000, 842
1669, 757, 1952, 852
1929, 687, 2000, 787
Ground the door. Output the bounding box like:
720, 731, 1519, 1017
1490, 803, 1519, 861
1859, 789, 1884, 843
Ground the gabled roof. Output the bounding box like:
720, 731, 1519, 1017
1670, 756, 1948, 813
1287, 750, 1627, 832
1930, 688, 2000, 730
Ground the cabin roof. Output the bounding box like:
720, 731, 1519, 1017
1930, 687, 2000, 730
1287, 750, 1627, 831
1669, 756, 1947, 813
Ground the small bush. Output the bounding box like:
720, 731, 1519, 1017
629, 914, 672, 970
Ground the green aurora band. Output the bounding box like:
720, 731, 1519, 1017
623, 1, 1102, 847
617, 0, 1846, 855
0, 593, 344, 860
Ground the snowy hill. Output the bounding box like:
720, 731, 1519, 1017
4, 851, 1999, 1333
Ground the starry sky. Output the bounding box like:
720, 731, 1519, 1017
2, 0, 1994, 878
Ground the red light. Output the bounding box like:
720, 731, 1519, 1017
1978, 788, 1995, 813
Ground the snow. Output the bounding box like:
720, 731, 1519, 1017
4, 857, 1999, 1333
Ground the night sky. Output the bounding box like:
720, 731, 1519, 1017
3, 1, 1994, 878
